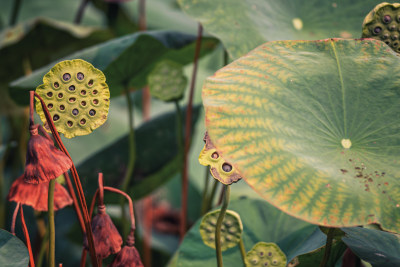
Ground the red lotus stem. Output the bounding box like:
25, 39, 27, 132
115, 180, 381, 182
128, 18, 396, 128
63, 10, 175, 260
180, 23, 203, 240
98, 173, 104, 207
34, 92, 99, 267
20, 205, 35, 267
80, 247, 87, 267
64, 172, 85, 233
11, 202, 20, 235
29, 91, 34, 126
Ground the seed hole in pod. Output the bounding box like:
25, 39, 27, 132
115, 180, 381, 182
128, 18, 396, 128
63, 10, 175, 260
54, 82, 59, 88
47, 103, 53, 109
67, 121, 73, 127
89, 109, 96, 116
222, 163, 232, 172
80, 118, 86, 125
268, 252, 272, 257
385, 40, 390, 45
383, 15, 392, 24
272, 260, 278, 265
81, 90, 86, 95
53, 114, 60, 121
211, 152, 219, 159
60, 105, 65, 110
392, 35, 399, 40
394, 42, 399, 47
259, 252, 264, 257
58, 93, 63, 98
47, 92, 53, 97
264, 262, 269, 266
63, 73, 71, 81
251, 258, 258, 264
373, 26, 382, 34
81, 101, 87, 106
389, 24, 396, 31
69, 97, 76, 103
92, 89, 98, 95
93, 99, 99, 105
69, 85, 75, 91
382, 33, 389, 39
88, 79, 93, 86
77, 72, 84, 80
72, 109, 79, 115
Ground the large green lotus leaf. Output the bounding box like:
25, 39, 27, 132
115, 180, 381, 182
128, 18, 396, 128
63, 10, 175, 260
178, 0, 381, 59
341, 227, 400, 266
0, 17, 112, 89
0, 229, 29, 267
203, 38, 400, 233
77, 106, 200, 200
295, 240, 347, 267
9, 30, 218, 105
173, 197, 326, 266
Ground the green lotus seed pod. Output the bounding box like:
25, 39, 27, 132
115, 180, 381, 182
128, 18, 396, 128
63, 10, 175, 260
198, 132, 241, 185
35, 59, 110, 138
148, 60, 187, 102
199, 209, 243, 251
245, 242, 286, 267
362, 3, 400, 53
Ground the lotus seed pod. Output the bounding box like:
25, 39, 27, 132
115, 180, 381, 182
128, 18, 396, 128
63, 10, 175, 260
199, 209, 243, 251
35, 59, 110, 138
362, 3, 400, 53
148, 60, 187, 102
199, 132, 241, 185
245, 242, 286, 267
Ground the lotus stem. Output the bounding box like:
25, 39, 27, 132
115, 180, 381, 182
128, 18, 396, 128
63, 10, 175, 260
207, 179, 219, 211
20, 205, 35, 267
319, 228, 335, 267
180, 23, 203, 240
64, 172, 85, 234
48, 179, 55, 267
239, 239, 246, 266
215, 185, 230, 267
201, 166, 211, 215
74, 0, 90, 24
37, 229, 49, 267
9, 0, 22, 26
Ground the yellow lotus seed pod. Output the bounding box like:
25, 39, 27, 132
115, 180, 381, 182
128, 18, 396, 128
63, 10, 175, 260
245, 242, 286, 267
35, 59, 110, 138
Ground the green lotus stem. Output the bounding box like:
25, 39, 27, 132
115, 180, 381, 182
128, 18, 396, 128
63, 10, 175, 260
239, 238, 246, 266
174, 101, 184, 158
206, 179, 219, 212
48, 179, 56, 267
319, 228, 335, 267
215, 185, 230, 267
37, 228, 49, 267
74, 0, 90, 24
120, 88, 136, 235
9, 0, 22, 26
201, 166, 211, 215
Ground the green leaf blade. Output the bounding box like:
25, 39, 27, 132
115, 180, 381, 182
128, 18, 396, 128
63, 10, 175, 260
0, 229, 29, 267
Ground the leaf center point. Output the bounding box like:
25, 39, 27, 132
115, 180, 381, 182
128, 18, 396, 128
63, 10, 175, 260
341, 139, 352, 149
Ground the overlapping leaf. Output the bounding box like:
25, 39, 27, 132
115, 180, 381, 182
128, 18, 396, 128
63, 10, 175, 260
179, 0, 380, 59
0, 229, 29, 267
203, 38, 400, 233
9, 30, 218, 105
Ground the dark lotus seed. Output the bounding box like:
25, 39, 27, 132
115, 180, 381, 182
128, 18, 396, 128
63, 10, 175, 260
383, 15, 392, 23
69, 97, 76, 102
80, 119, 86, 125
392, 35, 398, 40
47, 103, 53, 109
268, 252, 272, 257
58, 93, 63, 98
382, 33, 389, 39
54, 82, 59, 88
394, 42, 399, 47
373, 26, 382, 34
72, 109, 79, 115
53, 114, 59, 121
77, 72, 84, 80
259, 252, 264, 257
389, 25, 396, 31
89, 109, 96, 116
264, 263, 268, 266
81, 90, 86, 95
222, 163, 232, 172
88, 80, 93, 86
47, 92, 53, 97
211, 152, 219, 159
385, 40, 390, 45
92, 90, 98, 95
63, 73, 71, 81
93, 99, 99, 105
81, 101, 87, 106
69, 85, 75, 91
67, 121, 73, 127
60, 105, 65, 110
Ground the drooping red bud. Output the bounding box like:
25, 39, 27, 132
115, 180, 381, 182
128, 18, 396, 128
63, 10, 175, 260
109, 233, 144, 267
8, 175, 73, 211
24, 124, 72, 184
83, 205, 122, 259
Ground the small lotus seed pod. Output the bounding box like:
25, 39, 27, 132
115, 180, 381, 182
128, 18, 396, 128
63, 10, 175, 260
35, 59, 110, 138
198, 132, 241, 185
362, 3, 400, 53
148, 60, 188, 102
199, 209, 243, 251
245, 242, 286, 267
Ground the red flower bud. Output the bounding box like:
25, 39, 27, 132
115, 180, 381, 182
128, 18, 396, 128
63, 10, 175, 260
109, 234, 143, 267
24, 125, 72, 184
83, 205, 122, 259
7, 175, 73, 211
